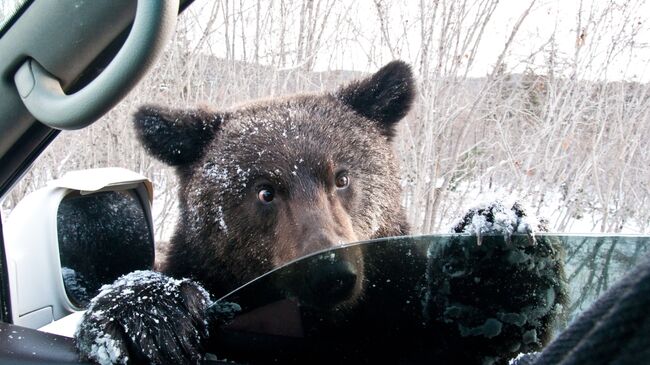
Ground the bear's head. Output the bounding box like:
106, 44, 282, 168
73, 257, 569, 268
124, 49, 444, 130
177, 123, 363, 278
133, 61, 415, 303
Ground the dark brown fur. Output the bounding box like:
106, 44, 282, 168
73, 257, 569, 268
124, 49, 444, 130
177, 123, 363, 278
135, 62, 414, 297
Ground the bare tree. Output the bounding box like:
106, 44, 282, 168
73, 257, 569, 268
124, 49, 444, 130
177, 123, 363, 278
4, 0, 650, 243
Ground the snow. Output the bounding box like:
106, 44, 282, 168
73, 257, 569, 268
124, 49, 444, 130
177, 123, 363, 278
89, 333, 124, 365
216, 205, 228, 233
509, 352, 539, 365
202, 163, 231, 190
450, 198, 540, 238
435, 185, 648, 234
75, 270, 211, 365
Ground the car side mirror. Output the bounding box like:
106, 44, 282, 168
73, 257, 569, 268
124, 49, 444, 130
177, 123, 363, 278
3, 168, 155, 329
57, 189, 154, 308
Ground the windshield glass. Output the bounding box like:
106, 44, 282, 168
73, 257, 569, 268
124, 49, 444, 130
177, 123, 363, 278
210, 234, 650, 364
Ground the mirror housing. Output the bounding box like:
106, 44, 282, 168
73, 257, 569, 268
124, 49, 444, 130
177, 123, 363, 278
3, 168, 154, 329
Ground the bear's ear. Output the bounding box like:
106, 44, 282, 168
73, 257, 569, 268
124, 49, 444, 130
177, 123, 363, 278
133, 105, 223, 166
336, 60, 415, 138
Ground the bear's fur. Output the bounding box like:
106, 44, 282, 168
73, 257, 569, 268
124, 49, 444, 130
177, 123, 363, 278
75, 61, 566, 365
134, 60, 414, 298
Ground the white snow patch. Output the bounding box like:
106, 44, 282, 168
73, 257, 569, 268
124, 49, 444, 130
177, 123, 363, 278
509, 353, 530, 365
449, 196, 540, 237
217, 205, 228, 233
90, 333, 126, 365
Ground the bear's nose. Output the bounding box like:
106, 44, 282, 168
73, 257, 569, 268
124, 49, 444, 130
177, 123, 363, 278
306, 259, 358, 306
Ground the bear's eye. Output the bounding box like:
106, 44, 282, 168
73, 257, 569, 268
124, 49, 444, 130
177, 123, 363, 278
335, 173, 350, 189
257, 187, 275, 203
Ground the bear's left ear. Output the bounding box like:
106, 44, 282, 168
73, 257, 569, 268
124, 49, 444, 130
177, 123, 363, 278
133, 105, 223, 166
336, 60, 416, 139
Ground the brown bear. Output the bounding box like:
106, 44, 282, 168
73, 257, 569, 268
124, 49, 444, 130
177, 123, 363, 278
74, 61, 566, 365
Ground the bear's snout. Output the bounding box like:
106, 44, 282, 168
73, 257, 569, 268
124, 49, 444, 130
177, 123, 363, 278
301, 229, 351, 256
270, 189, 366, 308
274, 188, 359, 264
305, 258, 359, 306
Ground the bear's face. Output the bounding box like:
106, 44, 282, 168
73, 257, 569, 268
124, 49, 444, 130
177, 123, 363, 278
193, 96, 401, 264
134, 61, 415, 299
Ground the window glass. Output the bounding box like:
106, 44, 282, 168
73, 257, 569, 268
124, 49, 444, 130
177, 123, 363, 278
57, 190, 154, 307
212, 234, 650, 363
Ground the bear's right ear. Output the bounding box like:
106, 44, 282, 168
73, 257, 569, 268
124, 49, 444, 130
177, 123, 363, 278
336, 60, 415, 139
133, 105, 223, 166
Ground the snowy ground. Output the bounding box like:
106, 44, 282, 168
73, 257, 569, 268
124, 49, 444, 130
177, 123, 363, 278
428, 183, 648, 236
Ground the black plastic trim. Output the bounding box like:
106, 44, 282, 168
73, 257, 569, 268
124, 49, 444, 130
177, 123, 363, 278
0, 123, 58, 200
0, 0, 195, 199
0, 218, 11, 323
0, 1, 195, 361
0, 0, 194, 329
0, 322, 87, 364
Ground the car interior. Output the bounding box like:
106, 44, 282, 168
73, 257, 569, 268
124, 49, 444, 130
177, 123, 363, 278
0, 1, 194, 363
0, 1, 649, 364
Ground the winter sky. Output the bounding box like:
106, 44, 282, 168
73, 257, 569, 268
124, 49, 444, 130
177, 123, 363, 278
184, 0, 650, 81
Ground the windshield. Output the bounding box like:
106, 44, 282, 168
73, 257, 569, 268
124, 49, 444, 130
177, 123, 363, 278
1, 1, 649, 364
209, 234, 650, 364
